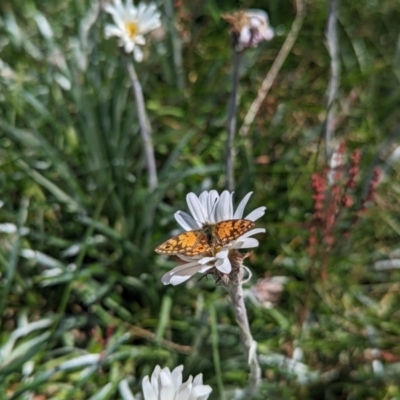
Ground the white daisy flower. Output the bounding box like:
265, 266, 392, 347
161, 190, 266, 286
104, 0, 161, 62
142, 365, 212, 400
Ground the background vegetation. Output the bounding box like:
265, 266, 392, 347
1, 0, 400, 398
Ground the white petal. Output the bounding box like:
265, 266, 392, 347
207, 190, 219, 223
215, 191, 232, 221
193, 373, 203, 386
227, 192, 234, 219
233, 238, 259, 249
142, 376, 158, 400
233, 192, 252, 219
176, 382, 193, 400
113, 0, 124, 14
163, 261, 201, 275
140, 15, 161, 33
215, 257, 231, 274
161, 366, 172, 379
186, 193, 208, 224
161, 264, 213, 286
198, 257, 216, 265
262, 27, 274, 41
171, 365, 183, 390
104, 3, 118, 16
238, 26, 251, 46
249, 16, 262, 28
133, 45, 143, 62
104, 24, 122, 39
135, 34, 146, 45
168, 274, 194, 285
189, 385, 212, 400
245, 206, 266, 221
159, 370, 175, 400
104, 4, 125, 29
198, 191, 210, 218
175, 210, 200, 230
240, 228, 266, 238
215, 249, 229, 259
137, 2, 148, 18
124, 39, 135, 53
150, 365, 161, 394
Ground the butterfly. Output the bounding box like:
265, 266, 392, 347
155, 219, 255, 256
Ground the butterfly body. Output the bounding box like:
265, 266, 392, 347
155, 219, 255, 256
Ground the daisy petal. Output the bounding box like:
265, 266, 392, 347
104, 24, 122, 39
150, 365, 161, 392
240, 228, 266, 238
233, 238, 259, 248
186, 193, 208, 224
176, 382, 193, 400
215, 249, 229, 259
133, 45, 143, 62
215, 256, 232, 274
177, 254, 202, 262
193, 373, 203, 386
207, 190, 219, 223
245, 206, 266, 221
159, 370, 175, 400
171, 365, 183, 389
234, 191, 252, 219
161, 263, 213, 285
124, 39, 135, 53
175, 210, 200, 230
191, 385, 213, 398
142, 376, 158, 400
198, 191, 209, 211
215, 190, 232, 221
198, 257, 216, 264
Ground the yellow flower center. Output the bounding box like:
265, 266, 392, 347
125, 22, 138, 39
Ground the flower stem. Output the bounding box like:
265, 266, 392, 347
226, 282, 261, 397
226, 49, 243, 192
239, 0, 306, 138
325, 0, 340, 160
125, 59, 158, 190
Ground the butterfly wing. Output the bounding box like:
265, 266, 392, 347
155, 230, 210, 256
214, 219, 255, 245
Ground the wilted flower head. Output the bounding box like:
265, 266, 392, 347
104, 0, 161, 62
142, 365, 212, 400
223, 9, 274, 52
249, 276, 288, 308
157, 190, 266, 286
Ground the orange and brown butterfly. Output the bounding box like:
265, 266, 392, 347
155, 219, 255, 257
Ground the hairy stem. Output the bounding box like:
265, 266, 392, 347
226, 282, 261, 397
126, 59, 158, 190
226, 49, 243, 192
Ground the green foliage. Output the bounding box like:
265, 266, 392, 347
1, 0, 400, 398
